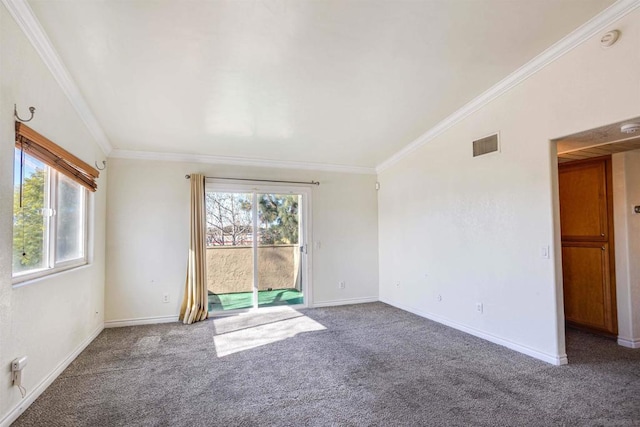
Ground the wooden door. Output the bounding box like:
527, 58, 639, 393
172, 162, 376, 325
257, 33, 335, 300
559, 157, 617, 336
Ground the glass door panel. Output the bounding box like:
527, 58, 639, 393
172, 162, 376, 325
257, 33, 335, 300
257, 193, 304, 308
206, 187, 307, 313
206, 191, 254, 312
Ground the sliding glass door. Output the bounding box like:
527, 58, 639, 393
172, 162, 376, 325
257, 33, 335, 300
205, 190, 254, 311
257, 193, 305, 308
205, 184, 309, 313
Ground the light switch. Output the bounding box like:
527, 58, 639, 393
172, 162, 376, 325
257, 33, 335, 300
541, 246, 550, 259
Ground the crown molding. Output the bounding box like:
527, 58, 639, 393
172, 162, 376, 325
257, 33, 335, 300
2, 0, 113, 155
376, 0, 640, 173
109, 149, 377, 175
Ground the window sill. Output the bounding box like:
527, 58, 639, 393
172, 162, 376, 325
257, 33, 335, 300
12, 261, 90, 288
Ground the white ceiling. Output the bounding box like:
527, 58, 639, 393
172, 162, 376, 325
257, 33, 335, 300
27, 0, 615, 169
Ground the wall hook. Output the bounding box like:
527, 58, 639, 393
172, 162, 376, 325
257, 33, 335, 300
95, 160, 106, 171
14, 104, 36, 123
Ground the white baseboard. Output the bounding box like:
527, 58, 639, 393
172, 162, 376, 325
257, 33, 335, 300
312, 296, 378, 308
380, 298, 568, 366
0, 323, 104, 427
104, 315, 180, 328
617, 337, 640, 349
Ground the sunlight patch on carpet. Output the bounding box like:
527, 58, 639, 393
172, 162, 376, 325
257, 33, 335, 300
212, 308, 326, 357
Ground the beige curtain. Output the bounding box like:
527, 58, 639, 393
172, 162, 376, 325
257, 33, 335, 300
179, 173, 209, 324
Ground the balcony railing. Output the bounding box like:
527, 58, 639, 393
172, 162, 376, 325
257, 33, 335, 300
206, 244, 301, 294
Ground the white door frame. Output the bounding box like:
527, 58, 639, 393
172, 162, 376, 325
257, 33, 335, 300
205, 181, 313, 313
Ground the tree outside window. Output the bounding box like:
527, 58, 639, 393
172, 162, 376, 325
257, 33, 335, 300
206, 192, 299, 246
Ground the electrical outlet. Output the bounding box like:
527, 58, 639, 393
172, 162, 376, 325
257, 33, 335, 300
11, 356, 28, 372
396, 282, 400, 287
162, 293, 170, 303
437, 294, 442, 302
338, 281, 346, 289
11, 356, 28, 388
476, 302, 483, 313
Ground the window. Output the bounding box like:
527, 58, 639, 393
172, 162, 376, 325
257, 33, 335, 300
12, 123, 98, 283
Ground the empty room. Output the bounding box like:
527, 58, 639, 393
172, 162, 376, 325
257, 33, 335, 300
1, 0, 640, 425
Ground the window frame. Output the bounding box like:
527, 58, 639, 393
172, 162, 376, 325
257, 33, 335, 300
11, 156, 90, 286
51, 170, 89, 269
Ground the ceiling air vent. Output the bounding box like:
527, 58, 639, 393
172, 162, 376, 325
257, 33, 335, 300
473, 133, 499, 157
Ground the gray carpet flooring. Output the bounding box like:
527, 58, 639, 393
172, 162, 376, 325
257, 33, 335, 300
13, 302, 640, 426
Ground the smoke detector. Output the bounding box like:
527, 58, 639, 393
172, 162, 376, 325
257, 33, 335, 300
621, 123, 640, 134
600, 30, 620, 48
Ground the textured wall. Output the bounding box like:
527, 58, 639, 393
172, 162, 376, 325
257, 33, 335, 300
377, 9, 640, 364
105, 160, 379, 321
613, 150, 640, 347
207, 245, 300, 294
0, 4, 107, 424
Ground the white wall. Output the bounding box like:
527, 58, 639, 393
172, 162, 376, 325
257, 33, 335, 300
0, 4, 107, 425
105, 159, 378, 323
378, 9, 640, 364
613, 150, 640, 348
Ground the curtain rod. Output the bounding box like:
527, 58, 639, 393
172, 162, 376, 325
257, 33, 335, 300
185, 175, 320, 186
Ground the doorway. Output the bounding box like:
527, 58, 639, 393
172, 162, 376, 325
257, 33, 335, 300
205, 183, 311, 313
558, 156, 617, 336
553, 116, 640, 351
